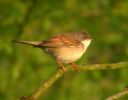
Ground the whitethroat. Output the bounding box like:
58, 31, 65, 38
13, 31, 92, 72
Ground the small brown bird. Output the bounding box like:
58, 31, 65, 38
13, 31, 92, 72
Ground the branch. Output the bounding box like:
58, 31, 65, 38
15, 0, 37, 39
106, 88, 128, 100
20, 61, 128, 100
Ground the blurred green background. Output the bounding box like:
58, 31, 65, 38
0, 0, 128, 100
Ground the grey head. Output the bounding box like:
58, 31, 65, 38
69, 31, 92, 41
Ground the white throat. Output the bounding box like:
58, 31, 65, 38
81, 40, 91, 52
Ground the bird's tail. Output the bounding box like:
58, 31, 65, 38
12, 40, 42, 47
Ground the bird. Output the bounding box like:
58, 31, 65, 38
13, 31, 92, 72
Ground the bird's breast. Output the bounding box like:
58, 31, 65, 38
45, 44, 85, 63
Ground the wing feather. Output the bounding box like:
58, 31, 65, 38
39, 34, 81, 47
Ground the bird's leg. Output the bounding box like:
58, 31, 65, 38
69, 62, 80, 71
56, 60, 67, 72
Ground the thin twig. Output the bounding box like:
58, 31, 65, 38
20, 61, 128, 100
106, 88, 128, 100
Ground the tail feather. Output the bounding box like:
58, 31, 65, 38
12, 40, 42, 46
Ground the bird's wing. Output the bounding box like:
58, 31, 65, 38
40, 34, 81, 48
